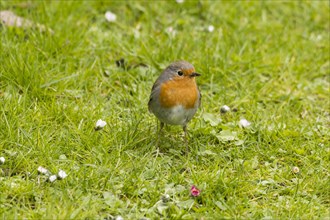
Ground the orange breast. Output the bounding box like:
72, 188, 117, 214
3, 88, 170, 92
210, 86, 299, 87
159, 77, 199, 109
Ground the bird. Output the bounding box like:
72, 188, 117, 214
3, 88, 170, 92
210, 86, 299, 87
148, 60, 201, 146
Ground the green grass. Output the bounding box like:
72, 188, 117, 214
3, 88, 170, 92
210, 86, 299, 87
1, 1, 329, 219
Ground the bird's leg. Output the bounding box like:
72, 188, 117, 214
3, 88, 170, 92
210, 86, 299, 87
183, 125, 189, 154
156, 121, 164, 149
160, 121, 165, 133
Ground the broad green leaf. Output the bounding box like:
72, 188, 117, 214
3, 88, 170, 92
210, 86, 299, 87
215, 130, 237, 141
215, 201, 227, 210
203, 113, 222, 127
176, 199, 195, 209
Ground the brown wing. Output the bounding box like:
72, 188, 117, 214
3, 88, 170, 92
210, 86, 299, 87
198, 88, 202, 108
148, 96, 153, 112
148, 80, 161, 113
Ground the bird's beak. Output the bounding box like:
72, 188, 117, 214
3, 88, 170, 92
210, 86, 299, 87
190, 72, 201, 77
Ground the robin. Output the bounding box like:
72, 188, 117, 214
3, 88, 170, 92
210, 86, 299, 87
148, 61, 201, 142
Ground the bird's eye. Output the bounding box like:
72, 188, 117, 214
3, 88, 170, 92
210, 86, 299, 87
177, 71, 183, 76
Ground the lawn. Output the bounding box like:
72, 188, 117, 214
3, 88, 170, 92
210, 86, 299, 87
1, 1, 329, 219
